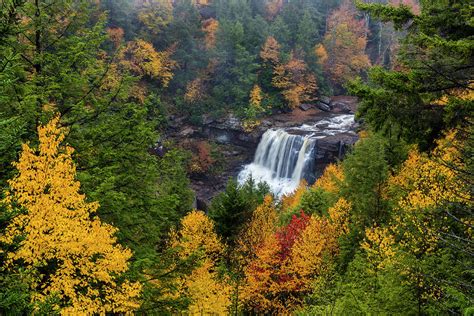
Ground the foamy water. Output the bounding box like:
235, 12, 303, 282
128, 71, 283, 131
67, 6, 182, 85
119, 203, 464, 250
238, 114, 355, 197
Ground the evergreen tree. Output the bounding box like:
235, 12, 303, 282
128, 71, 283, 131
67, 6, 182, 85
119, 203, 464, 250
208, 178, 269, 243
350, 0, 474, 149
212, 20, 259, 111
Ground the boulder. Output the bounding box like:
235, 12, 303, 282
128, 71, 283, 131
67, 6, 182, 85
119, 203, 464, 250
332, 101, 352, 113
299, 103, 313, 111
316, 102, 332, 112
179, 127, 196, 137
202, 115, 215, 125
319, 96, 332, 105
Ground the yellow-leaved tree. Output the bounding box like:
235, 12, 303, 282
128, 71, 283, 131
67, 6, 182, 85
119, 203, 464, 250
0, 116, 141, 314
243, 84, 266, 132
360, 130, 472, 301
313, 163, 344, 195
272, 53, 318, 109
170, 210, 231, 315
121, 40, 176, 87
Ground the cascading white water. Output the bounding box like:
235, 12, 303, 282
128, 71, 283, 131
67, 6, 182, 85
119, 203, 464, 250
238, 114, 355, 197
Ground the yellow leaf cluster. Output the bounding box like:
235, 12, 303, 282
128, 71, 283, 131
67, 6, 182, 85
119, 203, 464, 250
250, 84, 263, 108
313, 163, 344, 194
184, 77, 207, 103
281, 180, 307, 212
170, 210, 222, 259
291, 198, 350, 280
260, 36, 281, 65
121, 40, 176, 87
202, 18, 219, 50
328, 197, 351, 235
171, 211, 231, 314
243, 85, 266, 132
272, 54, 318, 109
137, 0, 173, 35
0, 116, 141, 314
434, 81, 474, 106
237, 195, 277, 261
389, 132, 469, 212
361, 225, 397, 271
314, 44, 328, 64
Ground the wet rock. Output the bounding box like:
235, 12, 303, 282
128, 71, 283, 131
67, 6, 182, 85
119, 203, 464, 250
299, 103, 313, 111
202, 115, 215, 125
332, 101, 352, 114
316, 102, 332, 112
261, 120, 273, 128
179, 127, 196, 137
313, 134, 358, 178
319, 96, 331, 105
168, 116, 186, 129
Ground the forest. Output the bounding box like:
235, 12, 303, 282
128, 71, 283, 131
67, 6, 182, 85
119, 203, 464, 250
0, 0, 472, 314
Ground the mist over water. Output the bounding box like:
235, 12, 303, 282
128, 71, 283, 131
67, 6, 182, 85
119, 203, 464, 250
238, 114, 355, 197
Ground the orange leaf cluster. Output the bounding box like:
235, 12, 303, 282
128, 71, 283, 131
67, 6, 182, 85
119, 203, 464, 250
240, 198, 351, 313
188, 141, 215, 174
265, 0, 284, 20
106, 27, 124, 48
317, 2, 371, 86
260, 36, 281, 65
202, 18, 219, 50
272, 53, 318, 109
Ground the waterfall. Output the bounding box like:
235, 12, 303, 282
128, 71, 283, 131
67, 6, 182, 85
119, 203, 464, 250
238, 129, 316, 197
238, 114, 355, 197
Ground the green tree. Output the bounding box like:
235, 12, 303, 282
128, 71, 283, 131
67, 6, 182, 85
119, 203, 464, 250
208, 178, 270, 243
0, 1, 194, 311
212, 20, 259, 111
350, 0, 474, 150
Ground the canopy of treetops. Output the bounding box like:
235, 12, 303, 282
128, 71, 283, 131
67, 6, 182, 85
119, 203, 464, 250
0, 0, 472, 314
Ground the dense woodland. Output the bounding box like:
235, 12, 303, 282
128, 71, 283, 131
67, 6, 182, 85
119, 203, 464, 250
0, 0, 472, 314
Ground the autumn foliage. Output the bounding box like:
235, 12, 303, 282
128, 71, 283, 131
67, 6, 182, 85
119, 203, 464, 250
170, 211, 232, 314
188, 140, 215, 174
0, 117, 141, 314
316, 1, 371, 87
272, 53, 318, 109
239, 197, 350, 313
121, 40, 176, 87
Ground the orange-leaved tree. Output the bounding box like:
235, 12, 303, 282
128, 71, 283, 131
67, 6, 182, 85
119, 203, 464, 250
0, 116, 141, 314
272, 53, 318, 109
240, 196, 351, 314
240, 211, 310, 313
315, 1, 370, 87
202, 18, 219, 50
